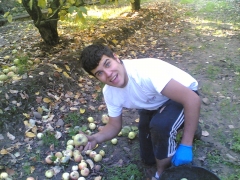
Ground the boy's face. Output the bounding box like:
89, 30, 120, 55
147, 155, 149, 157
91, 54, 128, 88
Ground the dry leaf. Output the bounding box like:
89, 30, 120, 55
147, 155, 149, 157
20, 92, 29, 99
202, 130, 209, 137
70, 107, 78, 111
135, 118, 139, 123
25, 132, 36, 138
0, 149, 9, 155
65, 65, 70, 71
36, 96, 42, 103
30, 166, 35, 173
63, 71, 70, 78
9, 89, 18, 94
55, 131, 62, 139
7, 132, 15, 140
80, 108, 85, 114
23, 113, 30, 119
43, 97, 51, 103
37, 107, 43, 114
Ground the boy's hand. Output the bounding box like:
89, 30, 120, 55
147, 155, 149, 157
83, 135, 98, 151
171, 144, 193, 166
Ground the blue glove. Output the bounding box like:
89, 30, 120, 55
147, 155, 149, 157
171, 144, 193, 166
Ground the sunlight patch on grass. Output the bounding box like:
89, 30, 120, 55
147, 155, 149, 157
180, 0, 194, 4
87, 5, 131, 19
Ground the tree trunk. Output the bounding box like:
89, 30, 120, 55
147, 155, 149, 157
22, 0, 60, 45
131, 0, 141, 11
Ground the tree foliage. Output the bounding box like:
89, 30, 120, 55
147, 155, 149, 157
3, 0, 140, 45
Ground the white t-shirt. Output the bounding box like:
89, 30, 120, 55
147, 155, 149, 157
103, 58, 198, 117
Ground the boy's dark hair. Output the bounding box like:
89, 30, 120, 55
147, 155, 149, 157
80, 44, 115, 75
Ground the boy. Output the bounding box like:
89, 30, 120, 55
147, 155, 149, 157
80, 44, 201, 179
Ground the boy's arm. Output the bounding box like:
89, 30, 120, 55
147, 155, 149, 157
161, 79, 201, 145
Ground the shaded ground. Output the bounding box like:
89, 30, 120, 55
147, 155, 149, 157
0, 0, 240, 179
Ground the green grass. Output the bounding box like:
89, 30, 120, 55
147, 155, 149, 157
206, 65, 220, 79
231, 130, 240, 153
64, 112, 85, 127
42, 130, 59, 147
180, 0, 194, 4
103, 163, 143, 180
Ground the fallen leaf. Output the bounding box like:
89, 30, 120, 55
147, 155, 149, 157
0, 149, 9, 155
23, 113, 30, 119
43, 97, 52, 103
9, 89, 18, 94
30, 166, 35, 173
80, 108, 85, 114
70, 107, 78, 111
36, 96, 42, 103
202, 130, 209, 137
25, 132, 36, 138
7, 132, 15, 140
55, 131, 62, 139
63, 71, 70, 78
65, 65, 70, 71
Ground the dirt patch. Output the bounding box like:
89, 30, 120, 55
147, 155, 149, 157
0, 0, 240, 179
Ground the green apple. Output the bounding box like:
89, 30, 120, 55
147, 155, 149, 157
111, 138, 118, 145
73, 134, 88, 146
128, 132, 136, 139
87, 117, 94, 123
89, 123, 96, 130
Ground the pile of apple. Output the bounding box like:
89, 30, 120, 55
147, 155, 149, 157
25, 114, 139, 180
43, 132, 104, 180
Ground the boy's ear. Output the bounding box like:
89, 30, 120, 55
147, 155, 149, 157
113, 53, 118, 59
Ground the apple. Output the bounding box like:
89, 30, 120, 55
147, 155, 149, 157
78, 160, 87, 170
0, 172, 8, 179
67, 139, 74, 146
101, 114, 109, 124
89, 151, 97, 158
128, 132, 136, 139
74, 154, 83, 162
73, 134, 88, 146
85, 150, 92, 155
61, 156, 70, 164
111, 138, 118, 145
45, 169, 54, 178
45, 155, 53, 164
89, 123, 96, 130
94, 176, 102, 180
70, 171, 79, 180
37, 132, 44, 139
62, 172, 70, 180
26, 177, 35, 180
80, 167, 90, 177
72, 165, 78, 171
99, 150, 105, 157
94, 154, 102, 162
67, 145, 74, 150
62, 149, 73, 157
87, 117, 94, 123
73, 149, 81, 156
78, 177, 86, 180
55, 152, 63, 159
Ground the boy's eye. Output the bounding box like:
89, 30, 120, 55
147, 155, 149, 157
96, 71, 103, 77
105, 62, 110, 67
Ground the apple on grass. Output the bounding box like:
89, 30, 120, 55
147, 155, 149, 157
73, 134, 88, 147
